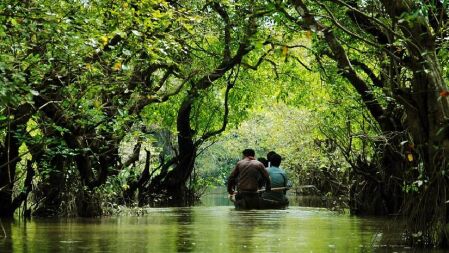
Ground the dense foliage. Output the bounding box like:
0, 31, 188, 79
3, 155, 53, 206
1, 0, 449, 248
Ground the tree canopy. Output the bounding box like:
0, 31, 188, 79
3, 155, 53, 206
1, 0, 449, 248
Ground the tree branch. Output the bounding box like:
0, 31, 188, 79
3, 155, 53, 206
117, 141, 142, 172
211, 2, 232, 62
290, 55, 312, 71
129, 76, 189, 115
194, 9, 258, 90
291, 0, 389, 129
351, 59, 384, 88
198, 67, 239, 143
241, 45, 275, 70
313, 0, 405, 62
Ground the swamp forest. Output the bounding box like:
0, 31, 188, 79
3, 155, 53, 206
1, 0, 449, 252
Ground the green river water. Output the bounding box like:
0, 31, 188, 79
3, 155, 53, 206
0, 192, 444, 253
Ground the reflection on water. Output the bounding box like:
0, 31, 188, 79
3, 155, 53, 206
0, 192, 445, 253
199, 187, 325, 208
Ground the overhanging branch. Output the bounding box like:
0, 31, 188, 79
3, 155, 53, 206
198, 66, 240, 144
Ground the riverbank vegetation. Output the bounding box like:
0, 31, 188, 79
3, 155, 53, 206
1, 0, 449, 248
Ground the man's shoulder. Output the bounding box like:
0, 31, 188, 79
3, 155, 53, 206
237, 158, 264, 168
236, 159, 251, 167
269, 166, 286, 173
250, 159, 265, 167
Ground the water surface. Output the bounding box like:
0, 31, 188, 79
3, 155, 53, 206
0, 193, 443, 253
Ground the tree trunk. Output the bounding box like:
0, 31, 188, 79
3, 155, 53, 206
0, 104, 32, 217
33, 154, 66, 217
400, 58, 449, 246
290, 0, 407, 216
144, 95, 197, 206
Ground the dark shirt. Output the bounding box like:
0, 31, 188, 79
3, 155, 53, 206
227, 157, 271, 194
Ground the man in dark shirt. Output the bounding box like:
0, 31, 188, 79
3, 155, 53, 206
227, 149, 271, 209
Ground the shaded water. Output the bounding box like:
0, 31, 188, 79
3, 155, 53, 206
0, 192, 444, 253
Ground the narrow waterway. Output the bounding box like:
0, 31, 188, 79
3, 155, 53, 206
0, 191, 443, 253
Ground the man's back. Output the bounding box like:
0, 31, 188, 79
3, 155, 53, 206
236, 159, 266, 191
262, 166, 289, 203
268, 166, 287, 188
227, 158, 269, 193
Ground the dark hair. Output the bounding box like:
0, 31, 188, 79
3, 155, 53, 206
270, 153, 282, 167
242, 149, 255, 157
267, 151, 277, 161
258, 157, 269, 167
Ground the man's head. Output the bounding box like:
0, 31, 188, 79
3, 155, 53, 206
242, 148, 255, 158
258, 157, 269, 167
270, 153, 282, 167
267, 151, 277, 161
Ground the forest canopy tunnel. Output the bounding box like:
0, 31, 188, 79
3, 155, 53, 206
1, 0, 449, 248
